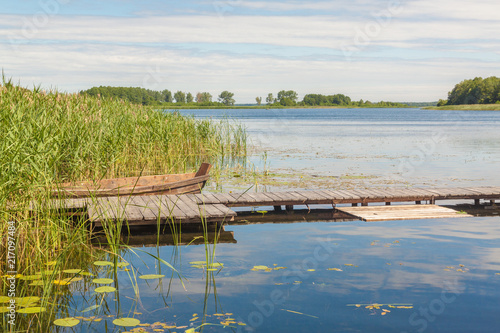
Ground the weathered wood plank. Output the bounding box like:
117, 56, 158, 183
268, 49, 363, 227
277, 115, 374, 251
133, 195, 159, 221
118, 196, 144, 221
176, 194, 204, 218
337, 205, 472, 222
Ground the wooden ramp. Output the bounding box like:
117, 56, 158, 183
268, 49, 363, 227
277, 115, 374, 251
336, 205, 472, 222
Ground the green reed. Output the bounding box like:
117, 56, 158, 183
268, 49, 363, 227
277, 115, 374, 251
0, 78, 246, 289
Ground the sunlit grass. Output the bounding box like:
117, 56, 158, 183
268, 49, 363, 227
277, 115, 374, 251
0, 77, 247, 330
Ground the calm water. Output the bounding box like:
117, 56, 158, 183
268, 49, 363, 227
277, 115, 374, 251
181, 108, 500, 189
14, 109, 500, 332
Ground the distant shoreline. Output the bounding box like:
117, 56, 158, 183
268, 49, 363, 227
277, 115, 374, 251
156, 105, 415, 110
423, 104, 500, 111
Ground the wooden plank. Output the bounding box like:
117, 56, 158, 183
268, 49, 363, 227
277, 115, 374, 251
100, 197, 121, 220
194, 192, 224, 205
176, 194, 204, 219
335, 189, 362, 200
154, 195, 187, 220
133, 195, 159, 221
182, 194, 230, 219
337, 205, 472, 222
294, 190, 330, 203
118, 196, 144, 221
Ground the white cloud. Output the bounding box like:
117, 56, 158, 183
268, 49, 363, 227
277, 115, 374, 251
1, 2, 499, 102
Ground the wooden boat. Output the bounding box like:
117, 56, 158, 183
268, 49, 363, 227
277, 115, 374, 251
52, 163, 212, 198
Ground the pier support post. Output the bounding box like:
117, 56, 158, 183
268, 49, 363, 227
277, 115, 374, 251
361, 202, 368, 206
385, 202, 391, 205
474, 199, 481, 206
491, 200, 496, 206
416, 201, 421, 205
274, 205, 282, 212
352, 203, 358, 207
285, 205, 293, 212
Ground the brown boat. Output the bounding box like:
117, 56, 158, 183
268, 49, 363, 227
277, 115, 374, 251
52, 163, 212, 198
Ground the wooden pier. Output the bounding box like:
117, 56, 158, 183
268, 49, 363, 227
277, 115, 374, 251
54, 186, 500, 225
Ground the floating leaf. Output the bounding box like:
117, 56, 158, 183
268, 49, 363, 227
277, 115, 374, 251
209, 263, 223, 268
113, 317, 140, 327
79, 272, 95, 277
17, 307, 46, 314
251, 265, 269, 271
19, 274, 42, 281
54, 317, 80, 327
63, 277, 83, 283
327, 268, 343, 271
116, 262, 129, 268
53, 279, 70, 286
0, 306, 10, 313
92, 278, 114, 284
139, 274, 165, 280
16, 297, 41, 307
63, 269, 83, 274
307, 269, 315, 272
189, 261, 207, 265
206, 268, 218, 272
80, 304, 100, 313
0, 296, 10, 303
46, 261, 57, 266
95, 286, 116, 293
93, 261, 113, 267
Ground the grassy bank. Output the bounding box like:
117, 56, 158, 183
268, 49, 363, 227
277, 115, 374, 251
0, 79, 246, 286
424, 104, 500, 111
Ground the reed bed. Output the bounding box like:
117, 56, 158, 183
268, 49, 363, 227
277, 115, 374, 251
0, 78, 247, 276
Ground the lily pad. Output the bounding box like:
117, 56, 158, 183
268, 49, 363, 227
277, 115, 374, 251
63, 269, 83, 274
16, 297, 41, 307
79, 272, 95, 277
116, 262, 129, 268
63, 277, 83, 283
189, 261, 207, 265
113, 317, 140, 327
95, 286, 116, 293
139, 274, 165, 280
252, 265, 269, 271
54, 317, 80, 327
93, 261, 113, 267
19, 274, 42, 281
92, 278, 114, 284
0, 306, 10, 313
0, 296, 10, 303
17, 306, 46, 314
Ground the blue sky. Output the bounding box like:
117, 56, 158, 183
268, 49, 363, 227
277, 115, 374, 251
1, 0, 499, 102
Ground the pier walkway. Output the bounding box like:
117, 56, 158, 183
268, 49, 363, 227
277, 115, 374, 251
56, 186, 500, 225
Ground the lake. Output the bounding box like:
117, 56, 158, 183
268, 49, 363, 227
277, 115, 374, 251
17, 108, 500, 332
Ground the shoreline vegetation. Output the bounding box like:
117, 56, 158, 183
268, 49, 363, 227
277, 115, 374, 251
0, 79, 247, 331
423, 104, 500, 111
81, 86, 423, 109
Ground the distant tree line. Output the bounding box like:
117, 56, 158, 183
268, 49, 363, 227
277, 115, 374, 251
438, 76, 500, 106
81, 86, 408, 108
258, 90, 407, 108
81, 86, 235, 106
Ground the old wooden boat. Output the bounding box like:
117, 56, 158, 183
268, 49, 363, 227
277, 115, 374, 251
52, 163, 212, 198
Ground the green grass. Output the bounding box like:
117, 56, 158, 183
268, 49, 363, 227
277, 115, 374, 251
0, 78, 246, 282
424, 104, 500, 111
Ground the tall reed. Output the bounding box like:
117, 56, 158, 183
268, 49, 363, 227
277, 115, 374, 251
0, 78, 246, 275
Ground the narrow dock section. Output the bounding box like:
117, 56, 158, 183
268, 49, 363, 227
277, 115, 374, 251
53, 186, 500, 225
336, 205, 472, 222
